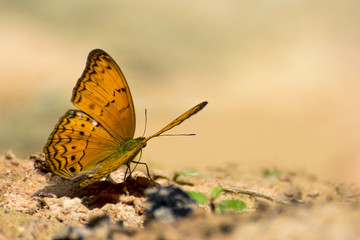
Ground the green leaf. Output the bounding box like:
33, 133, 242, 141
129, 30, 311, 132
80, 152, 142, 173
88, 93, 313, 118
173, 169, 200, 182
215, 200, 247, 214
262, 169, 271, 177
187, 191, 208, 205
262, 168, 281, 179
210, 187, 223, 200
181, 169, 200, 176
272, 169, 281, 179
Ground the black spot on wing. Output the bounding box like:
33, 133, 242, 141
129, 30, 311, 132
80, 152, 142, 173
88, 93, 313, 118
118, 107, 127, 114
89, 103, 95, 110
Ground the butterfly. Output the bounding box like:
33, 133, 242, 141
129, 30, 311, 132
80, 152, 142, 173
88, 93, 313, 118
44, 49, 207, 187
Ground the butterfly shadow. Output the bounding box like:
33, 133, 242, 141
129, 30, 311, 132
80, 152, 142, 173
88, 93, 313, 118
34, 174, 155, 210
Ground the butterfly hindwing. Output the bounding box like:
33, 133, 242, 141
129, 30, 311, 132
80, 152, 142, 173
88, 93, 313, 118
44, 109, 118, 179
79, 139, 145, 187
71, 49, 136, 142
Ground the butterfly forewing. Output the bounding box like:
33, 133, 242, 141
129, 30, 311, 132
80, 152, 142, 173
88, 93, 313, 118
44, 109, 119, 179
71, 49, 136, 142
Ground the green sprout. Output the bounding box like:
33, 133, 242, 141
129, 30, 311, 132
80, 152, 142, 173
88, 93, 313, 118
262, 168, 282, 179
173, 169, 200, 186
187, 187, 247, 214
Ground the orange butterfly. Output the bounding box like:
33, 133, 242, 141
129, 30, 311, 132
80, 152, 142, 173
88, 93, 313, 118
44, 49, 207, 186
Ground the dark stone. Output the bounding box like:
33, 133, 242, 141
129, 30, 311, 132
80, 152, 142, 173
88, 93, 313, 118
145, 185, 197, 222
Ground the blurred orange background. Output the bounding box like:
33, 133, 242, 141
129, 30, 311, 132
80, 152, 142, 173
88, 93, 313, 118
1, 1, 360, 182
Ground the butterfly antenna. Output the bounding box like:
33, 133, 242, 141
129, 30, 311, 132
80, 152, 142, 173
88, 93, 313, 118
142, 109, 148, 137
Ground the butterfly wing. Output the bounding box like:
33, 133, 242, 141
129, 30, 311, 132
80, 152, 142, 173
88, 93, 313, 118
44, 109, 119, 179
71, 49, 136, 142
45, 49, 137, 182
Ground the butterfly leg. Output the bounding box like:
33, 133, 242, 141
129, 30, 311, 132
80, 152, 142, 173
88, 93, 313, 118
105, 174, 111, 181
130, 160, 153, 182
123, 163, 132, 182
104, 174, 117, 184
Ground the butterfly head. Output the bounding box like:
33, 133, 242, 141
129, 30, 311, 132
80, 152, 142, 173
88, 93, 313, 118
119, 137, 146, 153
134, 136, 147, 148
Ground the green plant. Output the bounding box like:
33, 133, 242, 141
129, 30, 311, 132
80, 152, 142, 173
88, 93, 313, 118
173, 169, 200, 186
187, 187, 247, 214
262, 168, 282, 179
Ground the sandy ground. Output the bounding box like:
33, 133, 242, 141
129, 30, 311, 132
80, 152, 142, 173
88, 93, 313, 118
0, 151, 359, 240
